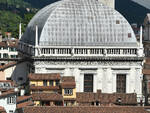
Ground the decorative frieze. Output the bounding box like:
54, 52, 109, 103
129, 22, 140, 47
34, 60, 142, 67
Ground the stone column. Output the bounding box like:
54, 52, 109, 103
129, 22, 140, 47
97, 68, 103, 91
93, 73, 97, 93
102, 68, 107, 93
135, 68, 143, 100
73, 68, 81, 92
129, 68, 136, 93
107, 68, 113, 93
112, 72, 116, 93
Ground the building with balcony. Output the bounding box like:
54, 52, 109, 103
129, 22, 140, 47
0, 38, 18, 60
18, 0, 144, 103
28, 73, 76, 106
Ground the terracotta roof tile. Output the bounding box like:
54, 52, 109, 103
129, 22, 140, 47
32, 93, 63, 101
22, 106, 148, 113
17, 96, 32, 103
28, 73, 61, 81
60, 76, 76, 88
0, 89, 17, 98
0, 62, 17, 71
61, 76, 75, 82
60, 82, 76, 88
76, 92, 137, 105
30, 86, 59, 90
17, 101, 34, 109
0, 106, 6, 113
143, 69, 150, 75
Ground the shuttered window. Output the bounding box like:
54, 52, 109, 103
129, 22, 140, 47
116, 74, 126, 93
84, 74, 93, 92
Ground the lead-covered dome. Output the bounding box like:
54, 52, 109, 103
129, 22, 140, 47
21, 0, 137, 47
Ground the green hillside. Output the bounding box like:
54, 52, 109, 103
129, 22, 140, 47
0, 0, 36, 38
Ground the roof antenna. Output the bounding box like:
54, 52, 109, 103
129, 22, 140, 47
140, 25, 143, 48
35, 25, 38, 46
19, 23, 22, 40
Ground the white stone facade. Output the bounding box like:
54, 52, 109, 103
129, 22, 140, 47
33, 59, 143, 100
0, 94, 16, 113
17, 0, 144, 103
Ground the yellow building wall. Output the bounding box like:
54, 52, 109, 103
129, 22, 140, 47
62, 88, 76, 98
48, 80, 56, 86
30, 81, 43, 86
30, 80, 57, 86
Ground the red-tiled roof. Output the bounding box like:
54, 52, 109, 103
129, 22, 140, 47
17, 101, 34, 109
60, 82, 76, 88
28, 73, 61, 81
76, 92, 137, 105
0, 89, 17, 98
32, 93, 63, 101
145, 58, 150, 64
143, 69, 150, 75
61, 76, 75, 82
61, 76, 76, 88
30, 86, 59, 90
17, 96, 32, 103
21, 106, 148, 113
0, 106, 6, 113
0, 62, 17, 71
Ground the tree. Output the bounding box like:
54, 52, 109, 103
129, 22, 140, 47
0, 11, 22, 38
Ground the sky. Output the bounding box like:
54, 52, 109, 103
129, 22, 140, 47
131, 0, 150, 9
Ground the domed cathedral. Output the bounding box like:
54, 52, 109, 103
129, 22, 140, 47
18, 0, 144, 101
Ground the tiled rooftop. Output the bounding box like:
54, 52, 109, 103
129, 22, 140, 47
30, 86, 59, 90
76, 92, 137, 105
17, 101, 34, 109
0, 106, 6, 113
17, 96, 32, 103
28, 73, 61, 81
32, 93, 63, 101
0, 89, 17, 98
21, 106, 148, 113
61, 76, 76, 88
0, 62, 17, 71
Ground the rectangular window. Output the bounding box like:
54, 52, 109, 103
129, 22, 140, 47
64, 88, 73, 95
9, 110, 13, 113
10, 55, 16, 58
3, 47, 8, 50
3, 53, 8, 58
55, 80, 59, 86
9, 47, 16, 52
43, 80, 47, 86
116, 74, 126, 93
7, 96, 16, 104
84, 74, 93, 92
49, 80, 53, 86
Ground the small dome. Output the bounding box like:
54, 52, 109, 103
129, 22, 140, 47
21, 0, 137, 47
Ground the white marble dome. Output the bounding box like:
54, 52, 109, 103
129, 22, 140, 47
21, 0, 137, 47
